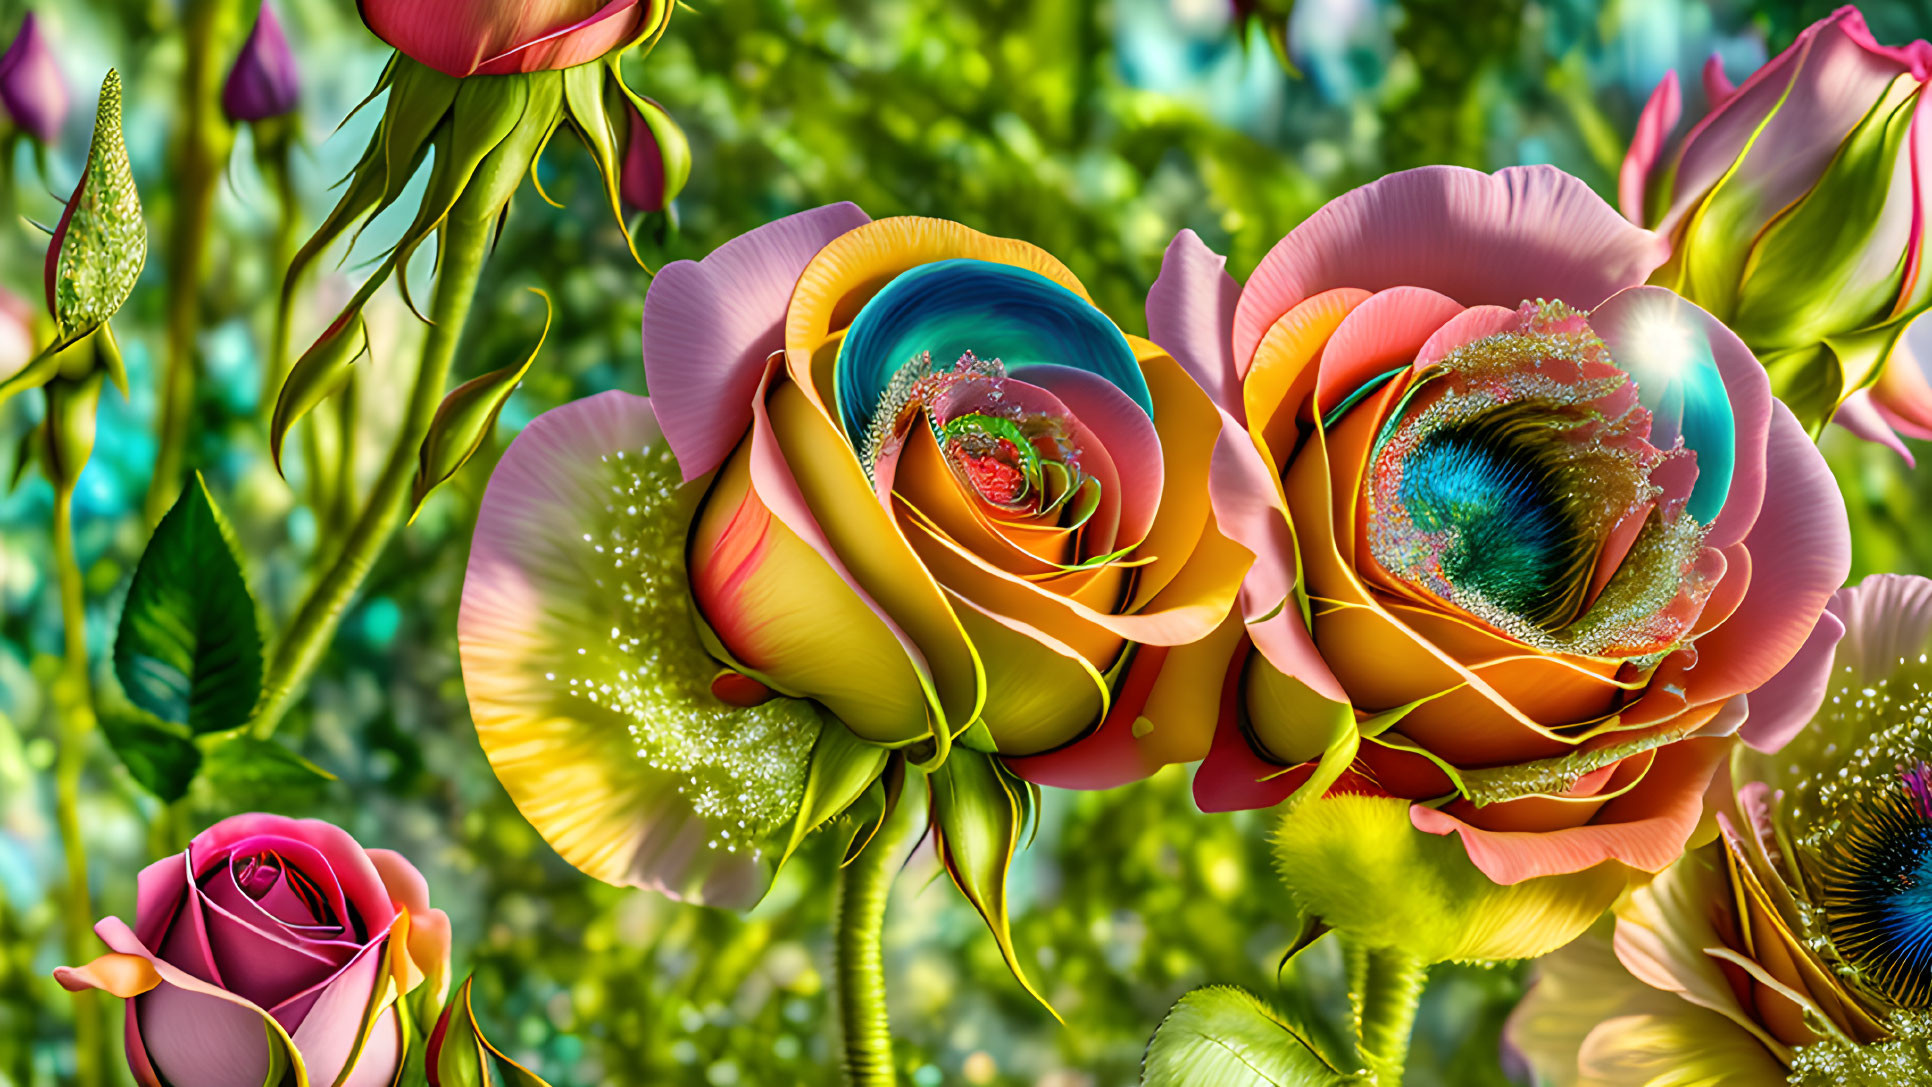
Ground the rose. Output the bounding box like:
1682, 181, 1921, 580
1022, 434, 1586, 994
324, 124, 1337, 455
55, 814, 451, 1087
457, 204, 1248, 907
1622, 6, 1932, 451
0, 12, 66, 144
222, 3, 299, 124
1510, 575, 1932, 1084
358, 0, 662, 79
1153, 165, 1848, 960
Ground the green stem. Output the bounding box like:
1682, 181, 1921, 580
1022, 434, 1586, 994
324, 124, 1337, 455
1345, 941, 1427, 1086
251, 209, 493, 738
51, 485, 106, 1087
144, 0, 239, 527
834, 796, 912, 1087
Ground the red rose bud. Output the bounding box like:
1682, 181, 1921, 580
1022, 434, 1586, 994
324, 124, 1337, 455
0, 13, 67, 143
222, 3, 300, 123
619, 93, 688, 214
361, 0, 653, 79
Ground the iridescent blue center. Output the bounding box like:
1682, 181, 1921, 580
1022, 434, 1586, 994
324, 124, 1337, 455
1822, 763, 1932, 1007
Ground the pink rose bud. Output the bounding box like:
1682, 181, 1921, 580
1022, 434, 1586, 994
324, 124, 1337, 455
222, 3, 300, 123
0, 12, 67, 143
55, 814, 452, 1087
621, 102, 665, 212
361, 0, 651, 79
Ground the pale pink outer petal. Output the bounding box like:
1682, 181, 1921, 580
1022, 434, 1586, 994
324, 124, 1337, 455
339, 1008, 402, 1087
1410, 738, 1727, 884
1826, 572, 1932, 685
1620, 70, 1682, 224
133, 854, 189, 949
1230, 165, 1670, 367
1870, 316, 1932, 441
1834, 388, 1915, 463
1678, 401, 1851, 708
284, 940, 394, 1087
1146, 229, 1242, 411
1702, 53, 1737, 109
1660, 8, 1911, 236
1736, 609, 1845, 753
642, 202, 872, 482
1587, 285, 1771, 549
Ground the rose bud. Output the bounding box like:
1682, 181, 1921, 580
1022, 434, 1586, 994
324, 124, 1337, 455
55, 814, 452, 1087
222, 3, 300, 124
618, 93, 687, 214
360, 0, 655, 79
0, 12, 67, 143
1622, 7, 1932, 450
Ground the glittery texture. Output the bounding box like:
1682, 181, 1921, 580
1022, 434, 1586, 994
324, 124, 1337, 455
554, 441, 816, 856
1364, 300, 1716, 659
1790, 652, 1932, 1009
47, 70, 144, 347
1789, 1009, 1932, 1084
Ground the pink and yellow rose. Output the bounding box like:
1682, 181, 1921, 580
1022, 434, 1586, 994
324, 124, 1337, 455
56, 814, 451, 1087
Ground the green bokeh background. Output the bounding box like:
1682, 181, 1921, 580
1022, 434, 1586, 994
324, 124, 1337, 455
1, 0, 1928, 1084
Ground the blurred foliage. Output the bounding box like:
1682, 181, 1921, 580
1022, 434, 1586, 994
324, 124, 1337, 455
1, 0, 1930, 1084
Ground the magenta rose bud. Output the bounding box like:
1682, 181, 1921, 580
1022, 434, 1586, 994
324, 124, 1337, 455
361, 0, 651, 79
0, 13, 67, 143
55, 814, 452, 1087
222, 3, 299, 123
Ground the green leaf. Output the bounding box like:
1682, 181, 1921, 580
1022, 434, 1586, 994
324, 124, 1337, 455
46, 69, 146, 353
408, 289, 553, 520
199, 735, 336, 805
1142, 986, 1365, 1087
927, 748, 1056, 1017
99, 709, 201, 802
428, 976, 554, 1087
114, 474, 263, 733
270, 307, 374, 474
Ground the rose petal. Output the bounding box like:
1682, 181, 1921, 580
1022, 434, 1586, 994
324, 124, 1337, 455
1231, 165, 1668, 367
282, 939, 391, 1085
1619, 71, 1681, 224
643, 202, 871, 482
1736, 609, 1845, 753
1146, 229, 1242, 414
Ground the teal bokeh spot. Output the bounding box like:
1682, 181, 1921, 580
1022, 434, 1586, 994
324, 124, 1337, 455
834, 258, 1151, 443
359, 597, 402, 646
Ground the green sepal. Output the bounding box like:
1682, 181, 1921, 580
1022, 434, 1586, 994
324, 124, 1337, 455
38, 370, 103, 495
841, 753, 907, 866
393, 76, 530, 314
45, 70, 145, 355
1729, 74, 1922, 359
1142, 986, 1365, 1087
114, 473, 265, 734
775, 719, 890, 873
408, 288, 553, 520
564, 60, 651, 268
427, 975, 554, 1087
927, 747, 1058, 1018
271, 306, 375, 474
98, 706, 202, 802
607, 78, 691, 211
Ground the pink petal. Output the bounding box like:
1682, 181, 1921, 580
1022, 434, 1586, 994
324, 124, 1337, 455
1314, 286, 1463, 416
1193, 645, 1315, 813
1661, 9, 1911, 237
190, 815, 394, 936
472, 0, 642, 76
361, 0, 643, 79
1826, 573, 1932, 686
1415, 304, 1520, 367
138, 982, 275, 1087
1588, 285, 1772, 549
1702, 53, 1736, 109
1834, 388, 1915, 463
1146, 229, 1242, 413
1231, 165, 1669, 367
1871, 317, 1932, 440
1620, 70, 1682, 224
1022, 363, 1164, 546
283, 940, 392, 1085
194, 882, 350, 1012
1410, 738, 1726, 884
1737, 609, 1845, 753
1680, 401, 1850, 708
365, 847, 451, 1001
339, 1008, 402, 1087
642, 203, 872, 482
133, 854, 190, 950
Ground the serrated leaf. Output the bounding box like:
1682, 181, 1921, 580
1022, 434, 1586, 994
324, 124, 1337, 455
99, 709, 201, 802
1142, 987, 1364, 1087
114, 474, 263, 733
428, 976, 554, 1087
928, 748, 1056, 1018
408, 288, 552, 519
45, 70, 145, 352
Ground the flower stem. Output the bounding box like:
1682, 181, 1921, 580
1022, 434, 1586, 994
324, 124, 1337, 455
144, 0, 241, 526
251, 207, 493, 738
835, 794, 914, 1087
51, 484, 106, 1087
1345, 940, 1428, 1085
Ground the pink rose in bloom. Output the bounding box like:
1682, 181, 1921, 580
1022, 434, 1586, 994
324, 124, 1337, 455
359, 0, 663, 79
1621, 6, 1932, 454
1120, 165, 1850, 960
55, 815, 451, 1087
